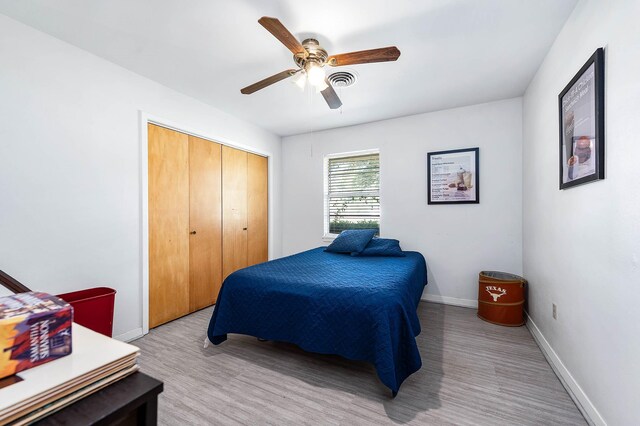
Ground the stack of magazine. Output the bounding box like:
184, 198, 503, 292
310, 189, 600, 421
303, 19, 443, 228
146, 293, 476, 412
0, 324, 139, 425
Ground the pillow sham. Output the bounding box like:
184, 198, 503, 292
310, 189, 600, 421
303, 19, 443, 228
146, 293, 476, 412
351, 238, 406, 257
324, 229, 377, 254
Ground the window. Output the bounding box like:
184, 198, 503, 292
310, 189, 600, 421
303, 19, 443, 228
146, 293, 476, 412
324, 151, 380, 237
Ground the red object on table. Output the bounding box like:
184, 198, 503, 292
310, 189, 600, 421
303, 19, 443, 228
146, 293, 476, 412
56, 287, 116, 337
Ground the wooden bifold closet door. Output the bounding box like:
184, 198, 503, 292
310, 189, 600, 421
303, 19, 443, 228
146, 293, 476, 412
188, 136, 222, 312
247, 153, 268, 266
148, 124, 190, 328
222, 146, 248, 280
149, 124, 267, 328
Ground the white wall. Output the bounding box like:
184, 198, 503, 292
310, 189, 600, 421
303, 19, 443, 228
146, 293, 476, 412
0, 15, 282, 340
522, 0, 640, 424
282, 98, 523, 305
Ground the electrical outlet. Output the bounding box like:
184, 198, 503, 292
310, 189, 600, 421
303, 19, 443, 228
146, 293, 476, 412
552, 303, 557, 320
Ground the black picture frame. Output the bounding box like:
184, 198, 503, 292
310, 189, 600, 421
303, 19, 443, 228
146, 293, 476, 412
558, 48, 605, 190
427, 147, 479, 204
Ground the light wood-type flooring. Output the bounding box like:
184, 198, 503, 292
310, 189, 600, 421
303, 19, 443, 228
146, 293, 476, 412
132, 302, 585, 425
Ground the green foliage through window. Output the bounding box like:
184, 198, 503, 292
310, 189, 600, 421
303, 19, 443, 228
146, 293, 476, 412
326, 153, 380, 235
329, 220, 379, 235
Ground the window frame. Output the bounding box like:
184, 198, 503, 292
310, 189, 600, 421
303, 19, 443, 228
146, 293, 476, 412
323, 149, 381, 241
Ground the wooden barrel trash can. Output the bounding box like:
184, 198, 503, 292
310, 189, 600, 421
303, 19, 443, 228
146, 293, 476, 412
477, 271, 526, 326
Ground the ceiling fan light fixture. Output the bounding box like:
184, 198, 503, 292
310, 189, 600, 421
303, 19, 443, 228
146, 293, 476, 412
292, 70, 306, 90
306, 63, 326, 87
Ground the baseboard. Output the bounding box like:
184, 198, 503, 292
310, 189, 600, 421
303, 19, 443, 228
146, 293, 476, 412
525, 313, 606, 426
421, 294, 478, 309
114, 327, 144, 343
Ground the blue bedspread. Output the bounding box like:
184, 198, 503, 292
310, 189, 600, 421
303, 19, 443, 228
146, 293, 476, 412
207, 247, 428, 393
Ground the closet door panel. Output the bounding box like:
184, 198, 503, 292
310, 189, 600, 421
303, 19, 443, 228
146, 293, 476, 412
148, 124, 190, 328
189, 136, 222, 311
247, 153, 268, 266
222, 146, 248, 280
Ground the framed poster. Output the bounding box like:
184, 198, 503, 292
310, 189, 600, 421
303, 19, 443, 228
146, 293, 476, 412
559, 48, 605, 189
427, 147, 479, 204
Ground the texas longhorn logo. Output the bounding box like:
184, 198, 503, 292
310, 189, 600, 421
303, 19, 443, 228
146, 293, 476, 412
485, 286, 507, 302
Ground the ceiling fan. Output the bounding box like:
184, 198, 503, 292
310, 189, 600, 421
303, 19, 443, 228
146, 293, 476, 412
240, 17, 401, 109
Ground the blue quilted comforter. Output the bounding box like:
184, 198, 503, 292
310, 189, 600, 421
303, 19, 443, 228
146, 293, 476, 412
207, 247, 428, 393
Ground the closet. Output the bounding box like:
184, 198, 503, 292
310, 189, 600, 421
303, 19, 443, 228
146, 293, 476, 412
148, 124, 268, 328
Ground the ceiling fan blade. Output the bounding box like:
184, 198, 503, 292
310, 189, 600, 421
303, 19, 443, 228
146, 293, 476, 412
240, 69, 298, 94
258, 16, 307, 57
320, 80, 342, 109
327, 46, 401, 66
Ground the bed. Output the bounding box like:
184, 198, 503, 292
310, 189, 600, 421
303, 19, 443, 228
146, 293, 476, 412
206, 247, 428, 394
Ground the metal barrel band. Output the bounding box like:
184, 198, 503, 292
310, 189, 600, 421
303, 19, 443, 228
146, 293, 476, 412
479, 279, 524, 287
478, 300, 524, 307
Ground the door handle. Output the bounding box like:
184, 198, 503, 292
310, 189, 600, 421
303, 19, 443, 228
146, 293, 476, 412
190, 231, 197, 235
242, 228, 247, 231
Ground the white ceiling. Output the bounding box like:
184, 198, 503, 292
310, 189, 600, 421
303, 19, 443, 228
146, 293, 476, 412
0, 0, 577, 136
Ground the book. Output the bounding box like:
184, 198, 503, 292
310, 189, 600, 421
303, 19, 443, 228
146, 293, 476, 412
0, 292, 73, 379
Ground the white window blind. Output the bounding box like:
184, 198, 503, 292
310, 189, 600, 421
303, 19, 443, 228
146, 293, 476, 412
326, 153, 380, 235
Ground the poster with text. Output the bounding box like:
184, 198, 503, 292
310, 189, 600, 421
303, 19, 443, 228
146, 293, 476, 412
427, 148, 479, 204
559, 48, 604, 189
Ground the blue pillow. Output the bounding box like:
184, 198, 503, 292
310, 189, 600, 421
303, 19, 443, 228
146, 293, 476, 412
324, 229, 377, 254
351, 238, 406, 257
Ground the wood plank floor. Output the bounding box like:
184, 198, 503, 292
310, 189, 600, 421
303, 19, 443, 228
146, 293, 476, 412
132, 302, 585, 425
